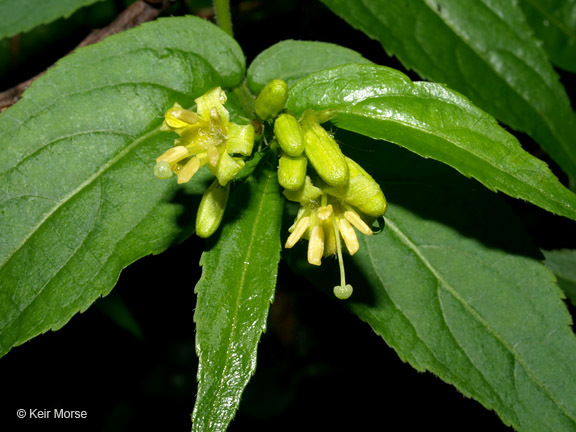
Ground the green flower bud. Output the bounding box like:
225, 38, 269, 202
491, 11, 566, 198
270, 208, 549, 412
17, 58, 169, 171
283, 176, 322, 204
226, 123, 255, 156
196, 180, 230, 238
301, 111, 348, 187
254, 79, 288, 121
274, 114, 304, 156
278, 153, 307, 191
323, 157, 387, 217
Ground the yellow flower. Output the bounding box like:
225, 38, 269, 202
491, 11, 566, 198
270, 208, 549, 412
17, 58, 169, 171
284, 187, 378, 300
154, 87, 254, 186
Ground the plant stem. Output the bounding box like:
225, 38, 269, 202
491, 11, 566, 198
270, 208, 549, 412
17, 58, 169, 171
213, 0, 233, 37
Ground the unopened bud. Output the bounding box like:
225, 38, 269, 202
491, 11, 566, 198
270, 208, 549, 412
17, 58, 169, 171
274, 114, 304, 156
196, 180, 230, 238
323, 157, 386, 217
301, 111, 348, 187
283, 176, 322, 204
254, 79, 288, 121
278, 153, 307, 191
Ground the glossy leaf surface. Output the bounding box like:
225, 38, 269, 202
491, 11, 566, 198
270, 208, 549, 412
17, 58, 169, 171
246, 40, 371, 93
287, 63, 576, 221
287, 135, 576, 431
519, 0, 576, 73
192, 154, 283, 431
320, 0, 576, 180
0, 16, 245, 358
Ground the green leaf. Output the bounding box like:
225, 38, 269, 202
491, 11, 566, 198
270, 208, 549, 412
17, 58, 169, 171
246, 40, 372, 93
0, 0, 105, 39
543, 249, 576, 306
287, 135, 576, 431
0, 16, 245, 358
320, 0, 576, 181
519, 0, 576, 73
286, 63, 576, 221
192, 153, 283, 431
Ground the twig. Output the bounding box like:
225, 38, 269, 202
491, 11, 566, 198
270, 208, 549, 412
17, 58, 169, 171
0, 0, 171, 112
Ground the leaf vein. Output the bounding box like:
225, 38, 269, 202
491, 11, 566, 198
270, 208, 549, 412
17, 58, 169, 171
206, 166, 276, 426
385, 216, 576, 424
0, 127, 163, 274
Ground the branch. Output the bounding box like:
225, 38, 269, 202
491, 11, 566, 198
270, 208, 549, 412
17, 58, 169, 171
0, 0, 171, 112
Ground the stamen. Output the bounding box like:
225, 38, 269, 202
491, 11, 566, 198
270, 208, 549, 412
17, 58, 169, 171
343, 209, 373, 236
172, 108, 199, 125
307, 222, 324, 266
285, 215, 310, 248
338, 217, 360, 255
164, 104, 199, 129
316, 204, 333, 221
177, 157, 201, 184
207, 146, 221, 167
210, 107, 220, 122
156, 146, 189, 164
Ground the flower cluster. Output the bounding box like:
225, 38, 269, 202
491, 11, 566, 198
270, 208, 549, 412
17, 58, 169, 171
154, 87, 254, 238
154, 87, 254, 186
273, 109, 387, 299
154, 80, 387, 299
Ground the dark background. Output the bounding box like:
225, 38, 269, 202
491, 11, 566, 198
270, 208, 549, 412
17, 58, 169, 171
2, 0, 574, 430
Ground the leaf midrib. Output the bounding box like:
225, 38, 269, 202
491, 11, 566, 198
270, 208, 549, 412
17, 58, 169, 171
0, 126, 163, 274
420, 0, 576, 170
204, 166, 275, 428
522, 0, 576, 40
335, 107, 576, 219
362, 235, 506, 409
384, 216, 576, 425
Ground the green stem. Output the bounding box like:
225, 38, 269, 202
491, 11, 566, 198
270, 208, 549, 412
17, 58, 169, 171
213, 0, 233, 37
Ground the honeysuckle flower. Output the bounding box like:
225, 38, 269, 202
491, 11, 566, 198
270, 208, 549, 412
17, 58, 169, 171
283, 171, 384, 299
285, 195, 373, 261
154, 87, 255, 186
